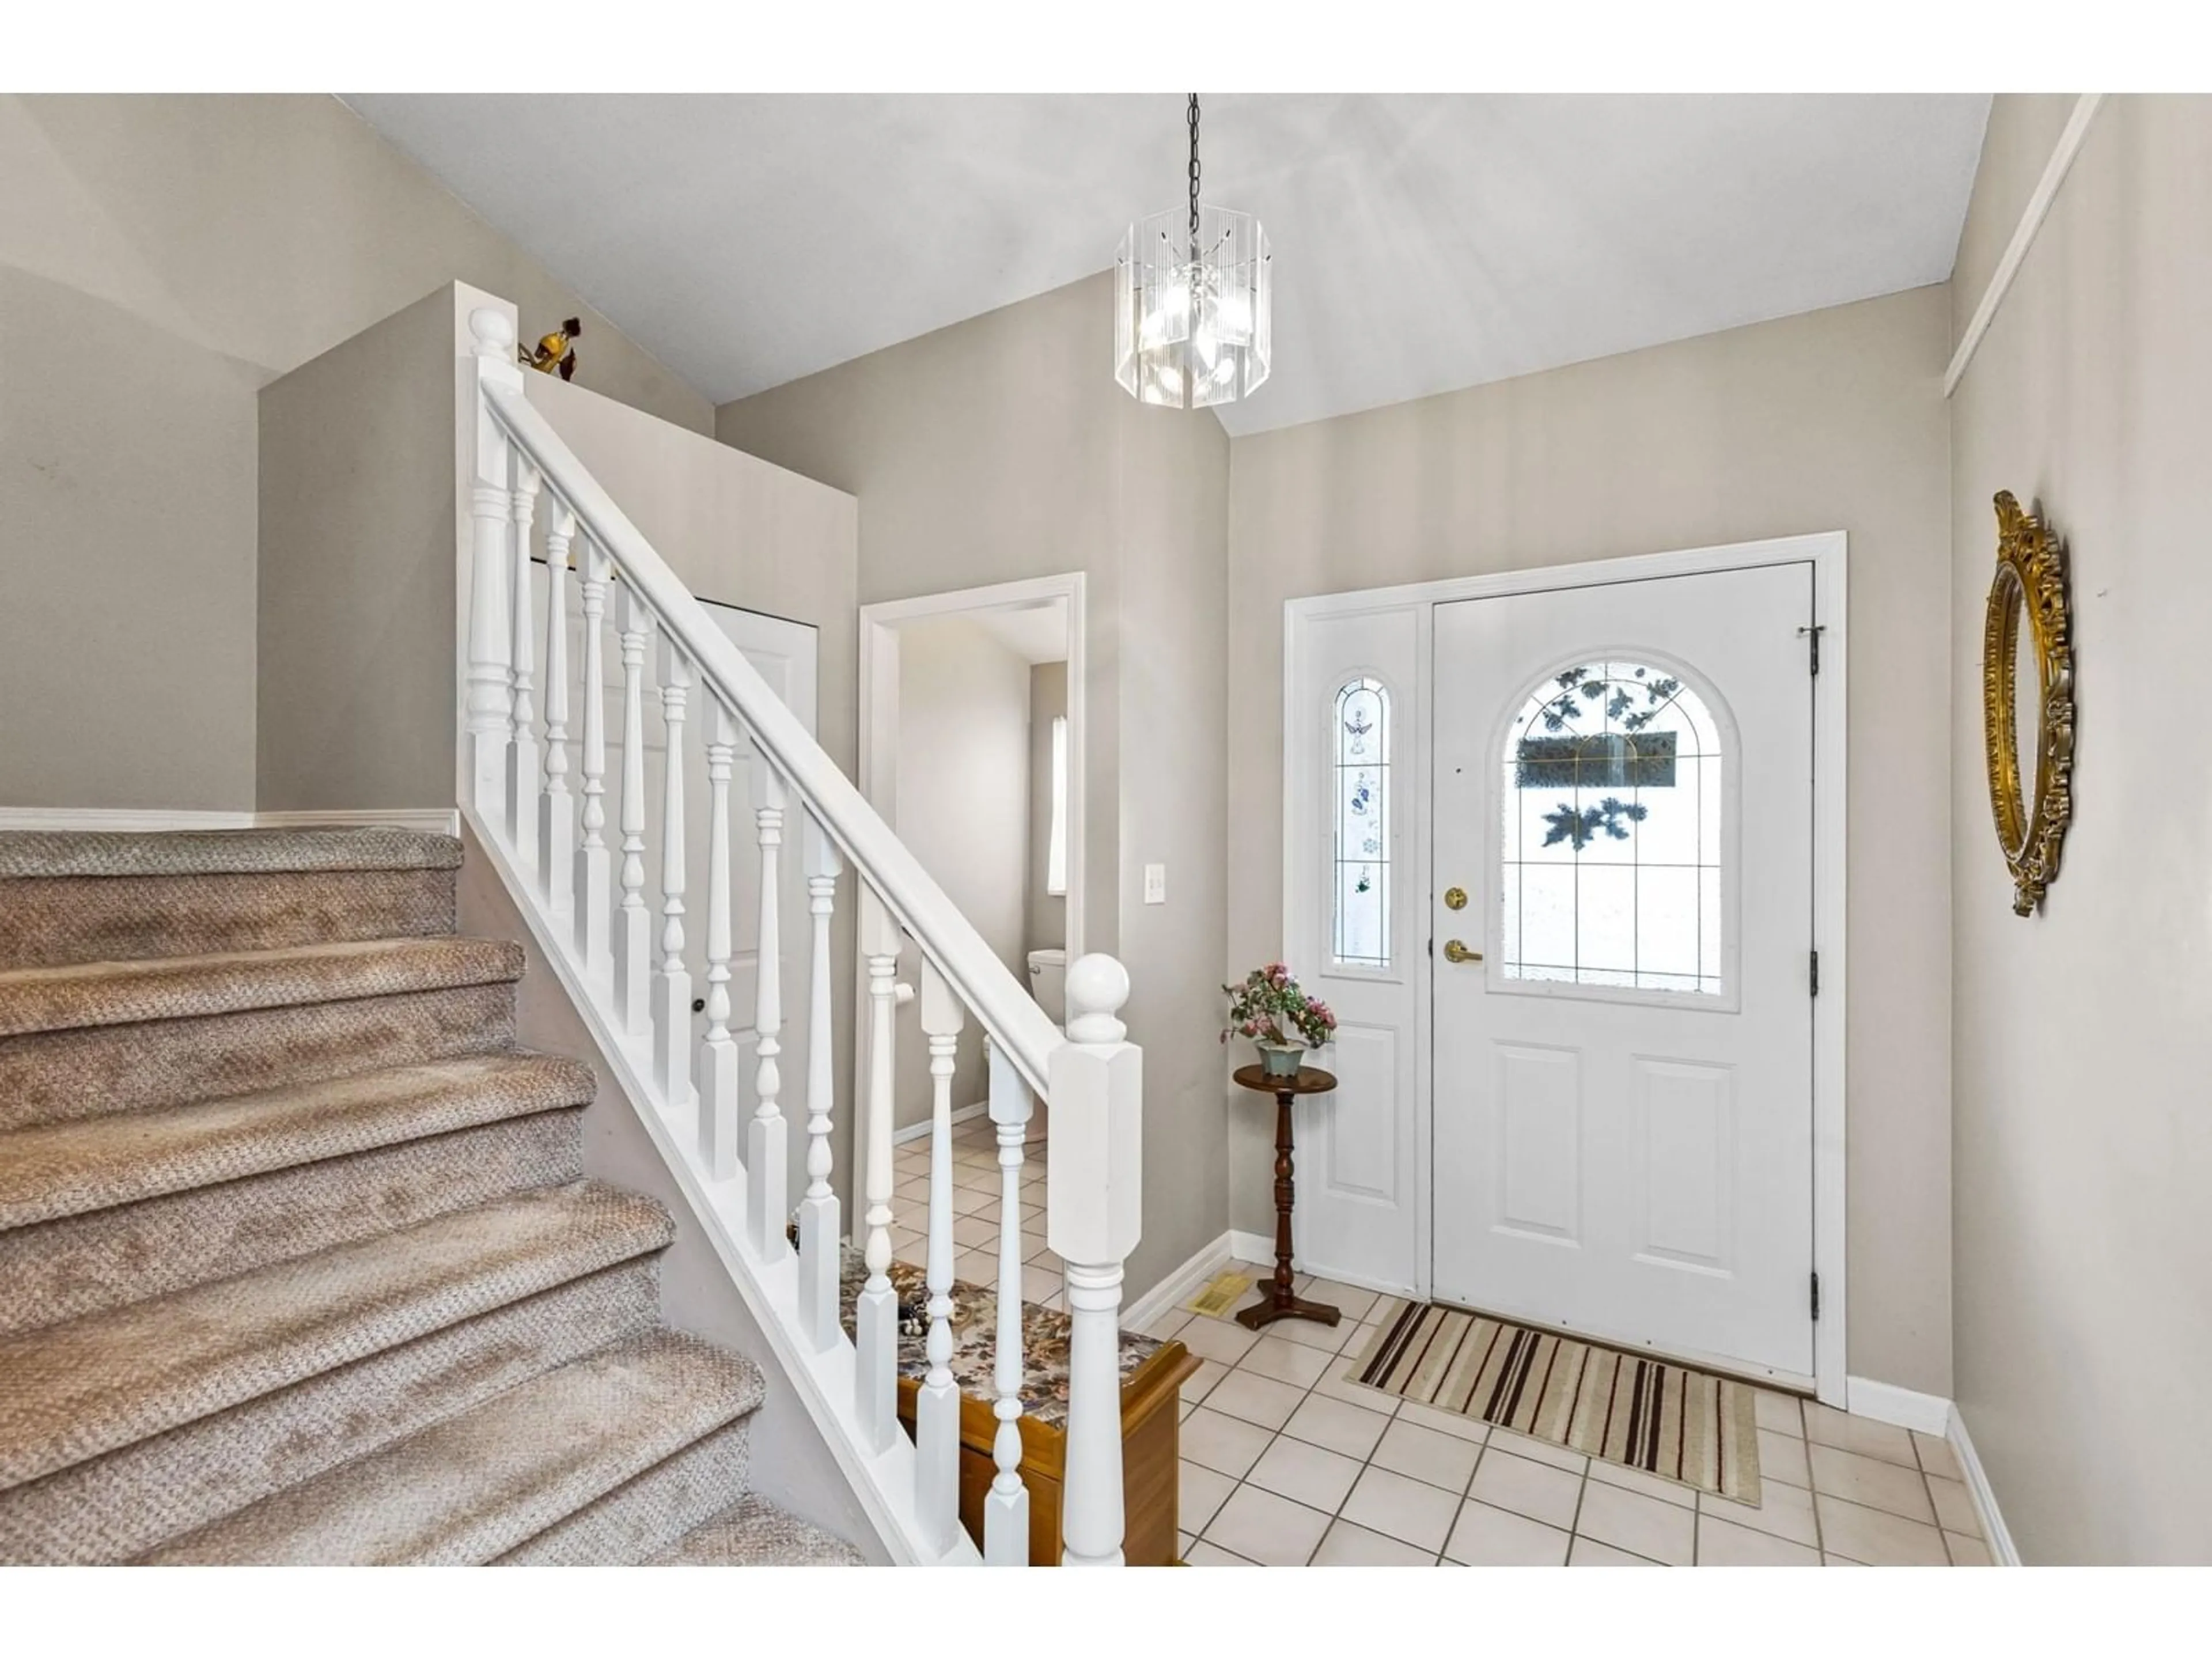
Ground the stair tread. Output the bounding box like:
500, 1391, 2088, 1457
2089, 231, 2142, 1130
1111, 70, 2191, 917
0, 937, 523, 1039
0, 827, 461, 881
143, 1331, 765, 1565
0, 1053, 596, 1232
0, 1181, 672, 1490
651, 1494, 866, 1567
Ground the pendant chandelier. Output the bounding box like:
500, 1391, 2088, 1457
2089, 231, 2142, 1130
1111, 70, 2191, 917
1115, 93, 1271, 409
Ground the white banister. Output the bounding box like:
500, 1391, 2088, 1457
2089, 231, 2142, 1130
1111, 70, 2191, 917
747, 753, 789, 1258
506, 459, 541, 869
854, 885, 902, 1452
1050, 954, 1141, 1568
480, 380, 1064, 1101
797, 813, 844, 1349
465, 312, 519, 817
984, 1037, 1033, 1565
539, 502, 577, 916
916, 960, 964, 1552
698, 699, 741, 1180
572, 536, 613, 980
653, 635, 693, 1105
462, 340, 1146, 1567
613, 584, 653, 1034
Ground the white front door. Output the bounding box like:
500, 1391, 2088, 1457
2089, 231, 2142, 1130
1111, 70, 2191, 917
1430, 563, 1815, 1380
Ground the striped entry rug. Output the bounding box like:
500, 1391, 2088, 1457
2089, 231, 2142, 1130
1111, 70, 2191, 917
1354, 1303, 1762, 1503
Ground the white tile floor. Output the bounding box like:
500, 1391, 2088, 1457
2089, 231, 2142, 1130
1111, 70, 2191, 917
902, 1120, 1984, 1566
1153, 1266, 1988, 1566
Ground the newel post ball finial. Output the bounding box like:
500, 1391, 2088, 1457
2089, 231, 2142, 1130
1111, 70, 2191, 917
1065, 954, 1130, 1045
470, 306, 517, 359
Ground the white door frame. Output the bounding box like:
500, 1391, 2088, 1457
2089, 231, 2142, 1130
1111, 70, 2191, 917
1285, 532, 1847, 1406
857, 573, 1087, 965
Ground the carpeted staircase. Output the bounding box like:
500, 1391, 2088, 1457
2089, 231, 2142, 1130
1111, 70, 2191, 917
0, 825, 863, 1566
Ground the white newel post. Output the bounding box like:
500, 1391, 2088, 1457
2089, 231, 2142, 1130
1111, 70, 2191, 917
464, 309, 521, 820
747, 756, 789, 1258
984, 1037, 1034, 1565
539, 502, 577, 916
854, 886, 902, 1450
506, 460, 541, 868
613, 584, 653, 1035
653, 637, 694, 1104
698, 700, 740, 1180
572, 538, 613, 980
797, 813, 844, 1349
916, 960, 964, 1552
1048, 953, 1141, 1568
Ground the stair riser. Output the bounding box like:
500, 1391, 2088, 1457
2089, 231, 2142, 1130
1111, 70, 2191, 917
0, 1108, 585, 1339
0, 983, 516, 1131
496, 1416, 752, 1566
0, 870, 457, 971
0, 1259, 662, 1566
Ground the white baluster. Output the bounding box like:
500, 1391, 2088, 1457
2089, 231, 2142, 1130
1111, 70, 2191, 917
1050, 954, 1141, 1567
506, 460, 541, 868
539, 501, 576, 917
698, 699, 741, 1181
916, 960, 964, 1553
613, 584, 653, 1035
853, 886, 902, 1451
747, 756, 789, 1257
654, 635, 693, 1104
572, 538, 613, 980
984, 1037, 1034, 1564
797, 813, 844, 1349
464, 309, 519, 819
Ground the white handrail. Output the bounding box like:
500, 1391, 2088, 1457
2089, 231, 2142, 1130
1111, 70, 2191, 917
480, 380, 1065, 1099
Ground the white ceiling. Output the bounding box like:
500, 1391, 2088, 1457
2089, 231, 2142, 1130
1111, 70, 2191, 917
344, 94, 1989, 437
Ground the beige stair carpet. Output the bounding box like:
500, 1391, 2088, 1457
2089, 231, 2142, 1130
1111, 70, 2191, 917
0, 827, 861, 1566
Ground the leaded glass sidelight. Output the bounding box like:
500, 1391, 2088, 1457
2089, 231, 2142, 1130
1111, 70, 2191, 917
1498, 660, 1725, 995
1332, 677, 1391, 968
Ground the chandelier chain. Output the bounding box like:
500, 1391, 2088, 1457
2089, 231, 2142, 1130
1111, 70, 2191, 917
1188, 93, 1201, 251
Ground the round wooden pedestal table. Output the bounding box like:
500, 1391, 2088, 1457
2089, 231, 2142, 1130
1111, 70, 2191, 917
1229, 1064, 1341, 1331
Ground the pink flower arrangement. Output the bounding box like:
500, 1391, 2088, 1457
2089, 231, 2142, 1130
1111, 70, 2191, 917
1221, 961, 1337, 1050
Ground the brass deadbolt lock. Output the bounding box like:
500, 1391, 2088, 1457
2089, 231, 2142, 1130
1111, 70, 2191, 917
1443, 886, 1468, 911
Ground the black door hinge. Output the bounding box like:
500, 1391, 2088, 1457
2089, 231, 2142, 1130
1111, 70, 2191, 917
1810, 1271, 1822, 1322
1809, 948, 1820, 997
1797, 623, 1825, 675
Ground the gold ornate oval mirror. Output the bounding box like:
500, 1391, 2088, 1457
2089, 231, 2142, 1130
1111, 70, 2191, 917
1982, 491, 2075, 915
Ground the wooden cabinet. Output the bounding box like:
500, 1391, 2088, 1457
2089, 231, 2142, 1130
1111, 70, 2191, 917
897, 1338, 1198, 1565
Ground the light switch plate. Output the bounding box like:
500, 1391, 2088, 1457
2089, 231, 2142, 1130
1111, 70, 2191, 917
1143, 863, 1166, 904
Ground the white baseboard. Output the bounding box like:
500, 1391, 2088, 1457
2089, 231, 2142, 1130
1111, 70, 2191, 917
891, 1101, 987, 1145
1228, 1229, 1275, 1267
1844, 1375, 1953, 1437
0, 808, 255, 831
1123, 1230, 1237, 1331
255, 808, 463, 836
1948, 1404, 2021, 1565
0, 807, 462, 836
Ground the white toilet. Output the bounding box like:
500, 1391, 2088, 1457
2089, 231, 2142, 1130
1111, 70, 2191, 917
1024, 948, 1065, 1144
1025, 948, 1067, 1025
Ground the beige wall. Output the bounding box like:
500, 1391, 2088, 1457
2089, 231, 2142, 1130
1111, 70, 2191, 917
1226, 286, 1957, 1395
890, 616, 1033, 1131
718, 273, 1234, 1297
257, 286, 461, 812
1027, 661, 1070, 955
1, 94, 710, 810
1949, 95, 2212, 1564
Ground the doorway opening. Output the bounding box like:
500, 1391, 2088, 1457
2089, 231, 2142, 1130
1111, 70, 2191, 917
858, 575, 1085, 1311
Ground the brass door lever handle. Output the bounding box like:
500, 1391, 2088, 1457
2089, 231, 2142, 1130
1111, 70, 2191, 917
1442, 939, 1482, 964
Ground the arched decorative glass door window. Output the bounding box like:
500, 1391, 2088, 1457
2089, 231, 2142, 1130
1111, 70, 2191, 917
1332, 677, 1391, 968
1499, 660, 1725, 995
